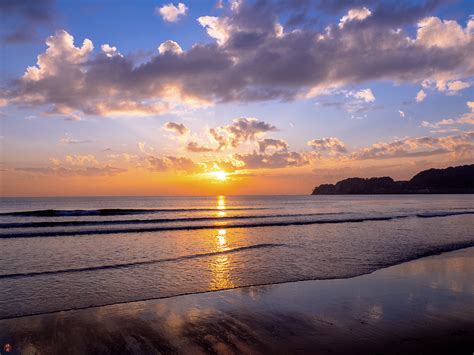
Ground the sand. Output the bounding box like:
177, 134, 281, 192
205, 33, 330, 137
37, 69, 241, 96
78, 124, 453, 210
1, 247, 473, 354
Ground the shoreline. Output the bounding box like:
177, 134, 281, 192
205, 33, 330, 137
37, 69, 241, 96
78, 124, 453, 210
1, 242, 473, 322
1, 247, 473, 354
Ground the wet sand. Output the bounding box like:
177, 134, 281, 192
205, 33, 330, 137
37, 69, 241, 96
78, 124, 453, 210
1, 247, 473, 354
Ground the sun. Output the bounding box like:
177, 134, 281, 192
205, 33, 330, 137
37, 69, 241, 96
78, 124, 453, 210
209, 170, 228, 181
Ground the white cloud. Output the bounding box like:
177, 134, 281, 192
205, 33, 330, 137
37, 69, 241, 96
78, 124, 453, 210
447, 80, 470, 91
101, 44, 122, 58
339, 7, 372, 28
421, 101, 474, 129
156, 3, 188, 23
230, 0, 243, 12
416, 16, 472, 49
351, 88, 375, 103
138, 142, 147, 153
22, 30, 93, 82
158, 40, 183, 55
416, 89, 427, 102
197, 16, 232, 45
426, 79, 472, 93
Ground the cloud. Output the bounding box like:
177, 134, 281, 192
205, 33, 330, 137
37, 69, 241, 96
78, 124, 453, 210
258, 138, 288, 153
423, 78, 472, 95
3, 6, 474, 118
163, 121, 189, 135
158, 40, 183, 55
106, 153, 139, 163
398, 110, 405, 118
420, 101, 474, 129
350, 88, 375, 103
199, 156, 244, 173
339, 7, 372, 28
156, 2, 188, 23
316, 88, 380, 115
138, 142, 147, 153
59, 133, 92, 144
351, 132, 474, 160
416, 89, 427, 102
183, 118, 279, 153
23, 30, 93, 81
209, 118, 277, 150
234, 151, 309, 170
101, 44, 122, 58
65, 154, 98, 166
15, 165, 125, 177
416, 16, 472, 49
185, 141, 215, 153
197, 16, 233, 45
307, 137, 347, 154
16, 153, 125, 176
147, 155, 198, 172
446, 80, 470, 91
1, 0, 55, 43
421, 119, 455, 129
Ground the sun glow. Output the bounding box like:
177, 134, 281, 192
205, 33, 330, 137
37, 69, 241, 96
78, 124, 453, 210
209, 170, 228, 181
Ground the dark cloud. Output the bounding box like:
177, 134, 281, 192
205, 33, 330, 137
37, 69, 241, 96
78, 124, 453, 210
207, 118, 277, 150
258, 138, 289, 152
186, 141, 215, 153
355, 0, 449, 28
1, 0, 55, 43
186, 118, 278, 152
163, 122, 189, 135
273, 0, 447, 28
2, 1, 473, 117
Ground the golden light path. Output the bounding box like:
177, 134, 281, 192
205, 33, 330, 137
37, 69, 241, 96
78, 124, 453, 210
209, 195, 234, 290
217, 195, 226, 217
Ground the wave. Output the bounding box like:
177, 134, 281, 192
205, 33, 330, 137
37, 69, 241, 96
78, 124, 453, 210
416, 211, 474, 218
0, 207, 271, 217
0, 243, 286, 280
0, 212, 345, 229
1, 211, 472, 239
0, 215, 406, 238
1, 241, 473, 321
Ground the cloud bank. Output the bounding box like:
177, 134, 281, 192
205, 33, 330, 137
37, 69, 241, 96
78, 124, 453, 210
2, 1, 473, 119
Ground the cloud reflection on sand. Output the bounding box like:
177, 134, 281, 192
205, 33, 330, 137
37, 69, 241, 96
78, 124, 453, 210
1, 248, 474, 354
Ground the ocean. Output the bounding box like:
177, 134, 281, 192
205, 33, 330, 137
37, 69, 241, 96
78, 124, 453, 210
0, 195, 473, 320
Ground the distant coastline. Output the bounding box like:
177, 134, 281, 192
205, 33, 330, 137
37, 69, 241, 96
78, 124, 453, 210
312, 164, 474, 195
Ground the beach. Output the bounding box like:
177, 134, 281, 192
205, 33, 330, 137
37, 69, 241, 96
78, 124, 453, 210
2, 0, 474, 352
1, 246, 473, 354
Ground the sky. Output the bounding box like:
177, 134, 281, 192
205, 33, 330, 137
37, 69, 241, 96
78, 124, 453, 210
0, 0, 473, 196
